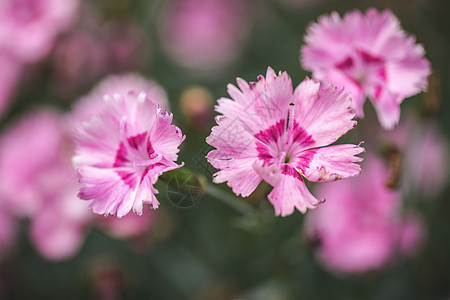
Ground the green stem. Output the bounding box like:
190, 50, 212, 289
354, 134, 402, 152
205, 184, 255, 215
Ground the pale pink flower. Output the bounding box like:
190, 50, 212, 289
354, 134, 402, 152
0, 108, 93, 260
72, 73, 169, 125
51, 29, 108, 97
206, 67, 364, 216
383, 116, 449, 198
301, 8, 431, 129
0, 109, 65, 216
103, 20, 150, 72
74, 88, 184, 217
160, 0, 251, 70
305, 155, 425, 274
0, 0, 79, 62
406, 124, 449, 197
30, 180, 92, 260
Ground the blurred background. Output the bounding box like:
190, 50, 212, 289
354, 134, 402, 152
0, 0, 449, 299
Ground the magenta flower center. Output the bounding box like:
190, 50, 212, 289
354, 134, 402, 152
255, 107, 316, 177
113, 120, 162, 187
336, 49, 386, 89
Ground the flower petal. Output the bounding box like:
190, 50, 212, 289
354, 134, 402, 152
299, 144, 364, 182
293, 78, 357, 148
267, 167, 321, 216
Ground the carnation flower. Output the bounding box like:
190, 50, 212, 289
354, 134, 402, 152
0, 0, 79, 62
0, 108, 93, 260
305, 155, 425, 274
301, 8, 431, 129
0, 109, 65, 216
206, 67, 364, 216
380, 114, 449, 198
159, 0, 251, 71
74, 89, 184, 217
30, 182, 92, 260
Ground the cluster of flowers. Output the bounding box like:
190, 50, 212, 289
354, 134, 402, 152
0, 0, 79, 116
0, 74, 166, 260
0, 1, 447, 276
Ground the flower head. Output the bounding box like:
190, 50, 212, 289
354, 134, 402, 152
305, 155, 425, 274
301, 8, 431, 129
0, 0, 79, 62
206, 67, 364, 216
0, 108, 93, 260
159, 0, 251, 70
74, 88, 184, 217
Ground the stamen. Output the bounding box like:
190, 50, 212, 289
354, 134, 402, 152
285, 103, 295, 145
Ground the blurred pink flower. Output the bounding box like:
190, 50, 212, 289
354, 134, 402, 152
0, 52, 22, 118
305, 155, 425, 274
30, 181, 92, 260
301, 8, 431, 129
0, 108, 93, 260
382, 116, 449, 198
71, 73, 169, 126
51, 29, 108, 97
206, 67, 364, 216
100, 206, 156, 239
74, 87, 184, 217
406, 124, 449, 197
0, 109, 64, 216
0, 0, 79, 62
103, 21, 150, 72
160, 0, 251, 70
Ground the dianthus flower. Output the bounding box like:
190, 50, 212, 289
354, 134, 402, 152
305, 155, 425, 274
74, 90, 184, 217
301, 8, 431, 129
0, 0, 79, 62
206, 67, 364, 216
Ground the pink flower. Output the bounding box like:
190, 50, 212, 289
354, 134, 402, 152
305, 155, 425, 274
103, 20, 150, 72
51, 29, 108, 97
0, 108, 93, 260
74, 88, 184, 217
71, 73, 169, 125
206, 67, 364, 216
301, 8, 431, 129
381, 115, 449, 198
0, 109, 65, 216
159, 0, 251, 70
0, 0, 79, 62
30, 180, 92, 260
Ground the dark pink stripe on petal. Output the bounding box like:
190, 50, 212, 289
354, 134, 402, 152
254, 119, 286, 144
